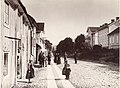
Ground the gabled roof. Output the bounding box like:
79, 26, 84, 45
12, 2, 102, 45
36, 23, 44, 33
108, 27, 119, 35
87, 27, 99, 32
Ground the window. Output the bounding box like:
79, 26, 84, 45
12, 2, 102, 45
3, 53, 8, 76
116, 35, 119, 43
4, 1, 9, 24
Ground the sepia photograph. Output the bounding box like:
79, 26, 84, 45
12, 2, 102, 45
0, 0, 119, 88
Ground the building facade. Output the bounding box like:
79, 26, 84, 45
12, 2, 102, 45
98, 24, 109, 48
86, 27, 99, 48
108, 17, 120, 49
0, 0, 18, 87
0, 0, 37, 88
86, 17, 120, 50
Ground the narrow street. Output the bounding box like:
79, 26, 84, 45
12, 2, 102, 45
14, 58, 75, 88
14, 57, 119, 88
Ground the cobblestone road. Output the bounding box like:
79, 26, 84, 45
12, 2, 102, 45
58, 58, 119, 88
14, 57, 119, 88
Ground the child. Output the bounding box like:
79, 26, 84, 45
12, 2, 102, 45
62, 61, 71, 80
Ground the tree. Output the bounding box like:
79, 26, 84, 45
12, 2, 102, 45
56, 40, 65, 53
56, 37, 74, 54
75, 34, 85, 52
64, 37, 74, 53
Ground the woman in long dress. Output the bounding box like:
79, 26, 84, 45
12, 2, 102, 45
26, 60, 35, 83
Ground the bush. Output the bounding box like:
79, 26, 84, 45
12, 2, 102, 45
93, 45, 102, 52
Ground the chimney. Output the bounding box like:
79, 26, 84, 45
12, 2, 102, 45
116, 17, 119, 20
104, 23, 108, 25
111, 19, 115, 23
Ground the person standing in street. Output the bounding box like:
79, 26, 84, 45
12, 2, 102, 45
74, 51, 77, 64
41, 52, 45, 67
44, 52, 48, 67
26, 60, 35, 83
38, 51, 42, 67
48, 51, 51, 65
54, 52, 57, 63
62, 60, 71, 80
64, 52, 67, 63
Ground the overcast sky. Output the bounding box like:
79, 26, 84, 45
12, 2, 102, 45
21, 0, 119, 45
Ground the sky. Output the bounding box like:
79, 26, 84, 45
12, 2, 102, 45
21, 0, 119, 45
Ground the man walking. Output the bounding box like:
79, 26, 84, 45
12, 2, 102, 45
64, 52, 67, 63
74, 51, 77, 64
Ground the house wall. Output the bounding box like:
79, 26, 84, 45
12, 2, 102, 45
9, 5, 17, 87
108, 19, 120, 49
98, 27, 109, 48
21, 17, 28, 79
1, 1, 17, 88
0, 0, 37, 87
95, 32, 98, 45
27, 29, 30, 61
32, 27, 36, 64
22, 24, 29, 79
0, 0, 35, 87
109, 32, 119, 49
0, 0, 3, 88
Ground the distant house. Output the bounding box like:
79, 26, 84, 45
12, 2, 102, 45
97, 23, 109, 48
86, 17, 120, 50
86, 27, 99, 48
108, 17, 120, 49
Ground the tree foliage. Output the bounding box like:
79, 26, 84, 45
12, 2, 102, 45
75, 34, 85, 52
56, 37, 74, 54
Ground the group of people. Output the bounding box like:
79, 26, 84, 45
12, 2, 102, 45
25, 51, 78, 83
38, 51, 52, 67
54, 52, 61, 64
26, 51, 52, 83
38, 51, 47, 67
